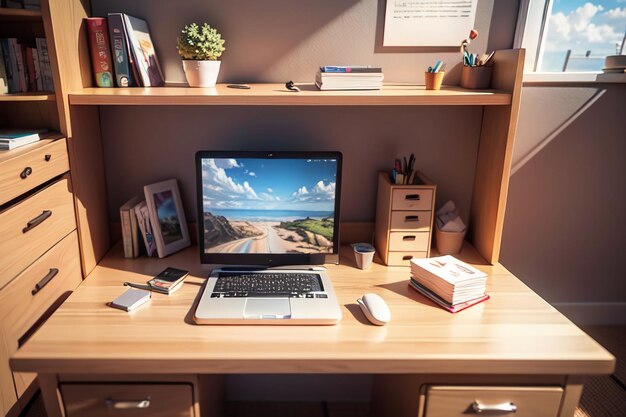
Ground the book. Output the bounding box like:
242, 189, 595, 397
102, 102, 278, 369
0, 129, 45, 150
23, 0, 41, 10
134, 200, 157, 257
36, 38, 53, 91
409, 279, 489, 313
320, 66, 383, 73
410, 255, 487, 305
107, 13, 137, 87
315, 70, 384, 91
0, 42, 7, 94
86, 17, 114, 87
11, 39, 27, 92
123, 14, 164, 87
119, 195, 142, 258
25, 46, 36, 91
32, 47, 42, 91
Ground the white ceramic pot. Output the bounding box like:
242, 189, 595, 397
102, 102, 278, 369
182, 60, 221, 87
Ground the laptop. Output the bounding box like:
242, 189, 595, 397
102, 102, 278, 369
193, 151, 343, 325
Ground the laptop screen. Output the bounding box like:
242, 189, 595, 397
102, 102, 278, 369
196, 151, 342, 265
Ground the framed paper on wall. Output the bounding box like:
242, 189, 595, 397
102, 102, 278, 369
144, 179, 190, 258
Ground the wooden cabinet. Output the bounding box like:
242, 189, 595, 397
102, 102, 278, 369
375, 171, 437, 265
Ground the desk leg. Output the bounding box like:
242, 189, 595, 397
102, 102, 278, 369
559, 376, 584, 417
37, 374, 65, 417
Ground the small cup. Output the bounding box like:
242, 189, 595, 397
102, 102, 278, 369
351, 243, 375, 269
425, 71, 445, 90
434, 225, 466, 255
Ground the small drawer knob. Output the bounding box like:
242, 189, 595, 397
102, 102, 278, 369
20, 167, 33, 179
44, 154, 51, 161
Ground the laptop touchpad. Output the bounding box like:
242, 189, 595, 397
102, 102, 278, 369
244, 299, 291, 319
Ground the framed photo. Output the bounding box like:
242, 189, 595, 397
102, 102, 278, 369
144, 179, 190, 258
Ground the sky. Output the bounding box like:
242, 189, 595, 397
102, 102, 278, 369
540, 1, 626, 71
201, 157, 338, 212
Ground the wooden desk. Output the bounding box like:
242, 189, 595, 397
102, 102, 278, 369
11, 243, 614, 417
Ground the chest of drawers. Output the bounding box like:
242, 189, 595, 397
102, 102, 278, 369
375, 171, 436, 266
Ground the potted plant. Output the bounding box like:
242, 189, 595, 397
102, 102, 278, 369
177, 23, 225, 87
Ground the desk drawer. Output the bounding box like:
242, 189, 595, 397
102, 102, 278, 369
424, 385, 563, 417
0, 175, 76, 288
387, 251, 428, 266
390, 211, 431, 231
0, 231, 82, 396
60, 383, 195, 417
0, 138, 69, 206
392, 189, 433, 211
388, 232, 430, 252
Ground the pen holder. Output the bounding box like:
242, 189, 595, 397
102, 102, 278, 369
425, 71, 445, 90
434, 224, 466, 255
460, 66, 492, 89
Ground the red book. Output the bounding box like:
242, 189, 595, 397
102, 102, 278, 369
25, 46, 36, 91
86, 17, 114, 87
409, 279, 490, 313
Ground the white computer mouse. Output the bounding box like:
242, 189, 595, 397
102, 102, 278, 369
357, 293, 391, 326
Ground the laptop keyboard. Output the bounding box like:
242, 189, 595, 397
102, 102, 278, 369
211, 272, 327, 298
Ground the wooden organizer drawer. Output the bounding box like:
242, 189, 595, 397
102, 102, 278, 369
392, 188, 433, 211
387, 251, 427, 266
0, 231, 82, 396
388, 232, 430, 251
0, 175, 76, 288
424, 385, 563, 417
0, 137, 69, 206
390, 211, 431, 231
60, 383, 195, 417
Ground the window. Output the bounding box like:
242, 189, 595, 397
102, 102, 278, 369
517, 0, 626, 75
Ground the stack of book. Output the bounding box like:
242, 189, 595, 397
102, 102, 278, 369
119, 196, 157, 258
409, 255, 489, 313
86, 14, 164, 88
0, 38, 53, 94
315, 66, 383, 90
0, 129, 45, 150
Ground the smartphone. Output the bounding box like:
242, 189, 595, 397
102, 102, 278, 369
147, 267, 189, 293
109, 288, 151, 312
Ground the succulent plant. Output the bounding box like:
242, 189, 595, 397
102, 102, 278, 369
177, 23, 225, 60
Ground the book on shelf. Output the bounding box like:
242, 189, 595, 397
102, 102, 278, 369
320, 66, 383, 73
5, 0, 24, 9
0, 42, 7, 94
107, 13, 138, 87
409, 279, 490, 313
11, 39, 27, 92
119, 195, 143, 258
134, 200, 157, 257
24, 46, 36, 92
410, 255, 488, 307
31, 47, 42, 91
86, 17, 114, 87
123, 14, 164, 87
35, 38, 53, 92
22, 0, 40, 10
315, 68, 384, 91
0, 129, 45, 150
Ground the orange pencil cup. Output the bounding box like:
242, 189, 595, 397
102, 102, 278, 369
425, 71, 444, 90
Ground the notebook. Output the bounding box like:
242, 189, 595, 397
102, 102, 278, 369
193, 151, 343, 325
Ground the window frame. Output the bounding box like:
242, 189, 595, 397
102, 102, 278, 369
515, 0, 626, 83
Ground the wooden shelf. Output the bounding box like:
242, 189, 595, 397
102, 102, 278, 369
0, 93, 55, 102
0, 7, 42, 21
69, 84, 512, 106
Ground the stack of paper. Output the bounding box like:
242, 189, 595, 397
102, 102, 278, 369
0, 129, 45, 150
409, 255, 488, 313
315, 66, 383, 90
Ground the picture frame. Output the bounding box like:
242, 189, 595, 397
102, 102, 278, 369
144, 178, 190, 258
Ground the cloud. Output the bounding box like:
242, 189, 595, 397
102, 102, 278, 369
604, 7, 626, 19
214, 158, 241, 169
202, 159, 259, 209
248, 171, 257, 177
291, 181, 336, 202
292, 186, 309, 197
267, 188, 273, 193
545, 2, 624, 52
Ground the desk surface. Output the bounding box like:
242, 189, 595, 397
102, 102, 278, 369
11, 243, 614, 376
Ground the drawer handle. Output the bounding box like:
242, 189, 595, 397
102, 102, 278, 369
472, 400, 517, 414
402, 236, 416, 241
20, 166, 33, 179
32, 268, 59, 295
22, 210, 52, 233
405, 194, 420, 201
402, 255, 413, 261
405, 215, 419, 222
106, 399, 151, 409
44, 154, 51, 162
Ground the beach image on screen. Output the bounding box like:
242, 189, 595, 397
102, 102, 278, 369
154, 190, 183, 244
201, 157, 337, 254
